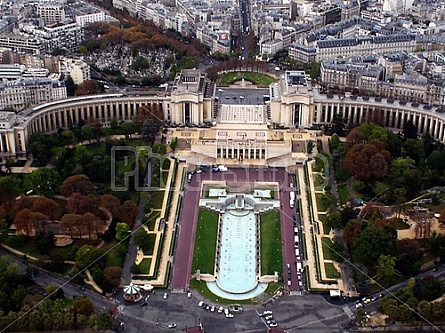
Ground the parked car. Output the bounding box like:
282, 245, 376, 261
218, 306, 224, 313
198, 301, 204, 307
163, 293, 168, 299
168, 324, 177, 328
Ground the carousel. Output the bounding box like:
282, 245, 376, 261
123, 283, 143, 302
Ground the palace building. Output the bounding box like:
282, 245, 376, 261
2, 69, 445, 166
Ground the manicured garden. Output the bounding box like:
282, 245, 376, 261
260, 210, 282, 275
218, 71, 276, 87
191, 209, 219, 274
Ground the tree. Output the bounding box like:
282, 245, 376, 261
75, 80, 100, 96
81, 125, 94, 144
390, 157, 415, 177
134, 229, 150, 247
74, 144, 90, 166
403, 119, 418, 140
0, 176, 21, 204
427, 150, 445, 174
115, 222, 129, 241
60, 175, 95, 197
75, 245, 97, 269
403, 138, 425, 163
118, 200, 138, 227
24, 167, 61, 196
103, 266, 122, 286
99, 194, 120, 215
72, 296, 94, 317
327, 211, 343, 231
122, 121, 138, 139
321, 192, 337, 212
141, 119, 159, 143
82, 212, 100, 240
343, 219, 362, 246
329, 133, 341, 152
28, 132, 58, 166
353, 226, 397, 268
89, 313, 113, 331
60, 130, 77, 147
60, 214, 83, 238
376, 254, 396, 283
34, 230, 55, 255
85, 157, 111, 183
14, 208, 34, 235
344, 141, 391, 181
31, 197, 60, 220
67, 193, 93, 215
345, 127, 365, 149
360, 122, 389, 145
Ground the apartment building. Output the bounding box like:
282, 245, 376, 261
0, 35, 44, 54
36, 3, 66, 26
69, 60, 90, 85
290, 34, 417, 62
0, 78, 67, 111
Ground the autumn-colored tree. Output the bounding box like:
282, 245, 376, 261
67, 193, 93, 215
344, 140, 391, 181
29, 211, 48, 234
99, 194, 120, 215
102, 266, 122, 286
413, 212, 432, 238
345, 127, 366, 149
74, 80, 100, 96
14, 197, 35, 212
14, 208, 34, 235
60, 214, 83, 238
343, 219, 362, 246
31, 197, 60, 220
82, 212, 99, 240
60, 175, 95, 197
117, 200, 138, 227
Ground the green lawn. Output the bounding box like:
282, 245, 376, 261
144, 210, 160, 231
162, 158, 171, 170
192, 209, 219, 274
105, 242, 128, 267
334, 164, 352, 183
318, 215, 330, 235
313, 174, 325, 189
150, 191, 165, 209
315, 193, 327, 212
135, 258, 152, 274
324, 262, 340, 279
260, 210, 282, 275
162, 172, 169, 187
218, 71, 276, 87
337, 184, 349, 205
85, 144, 106, 155
140, 234, 157, 255
190, 279, 263, 305
321, 237, 334, 260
